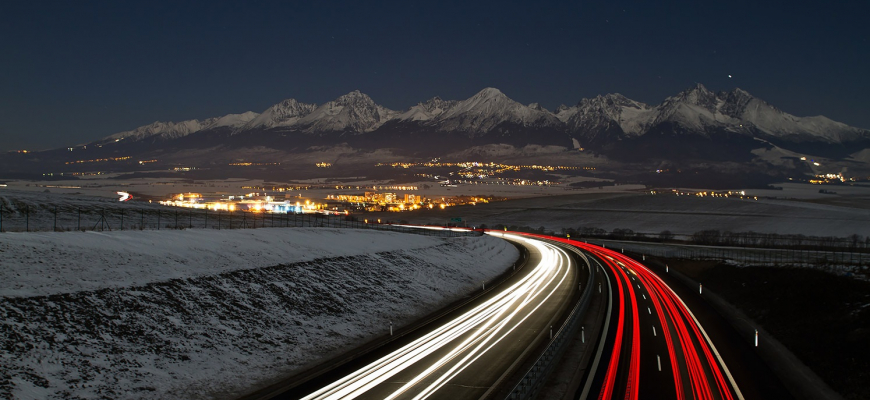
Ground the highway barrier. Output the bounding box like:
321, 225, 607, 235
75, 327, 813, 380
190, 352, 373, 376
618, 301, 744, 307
506, 241, 597, 400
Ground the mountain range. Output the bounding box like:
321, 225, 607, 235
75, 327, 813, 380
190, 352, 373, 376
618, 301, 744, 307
81, 84, 870, 161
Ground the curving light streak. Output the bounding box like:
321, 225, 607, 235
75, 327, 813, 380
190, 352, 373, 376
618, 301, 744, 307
587, 245, 742, 400
302, 234, 573, 400
117, 191, 131, 202
502, 232, 742, 400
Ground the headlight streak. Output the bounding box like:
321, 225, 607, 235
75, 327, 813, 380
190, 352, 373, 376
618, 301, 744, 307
396, 245, 572, 400
301, 234, 572, 400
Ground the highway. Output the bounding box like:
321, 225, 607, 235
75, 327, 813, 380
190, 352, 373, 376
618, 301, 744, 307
263, 230, 777, 400
287, 233, 581, 400
517, 233, 745, 400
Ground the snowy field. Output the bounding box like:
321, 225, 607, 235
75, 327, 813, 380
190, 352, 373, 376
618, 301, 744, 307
373, 190, 870, 238
0, 228, 518, 399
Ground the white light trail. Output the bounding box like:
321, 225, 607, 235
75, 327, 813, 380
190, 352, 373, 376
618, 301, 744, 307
302, 234, 571, 400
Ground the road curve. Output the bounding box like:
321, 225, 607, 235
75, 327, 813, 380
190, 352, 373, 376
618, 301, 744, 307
513, 233, 744, 400
290, 233, 580, 400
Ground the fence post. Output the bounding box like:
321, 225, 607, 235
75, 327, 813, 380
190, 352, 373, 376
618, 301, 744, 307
0, 204, 3, 232
175, 210, 178, 230
25, 206, 29, 232
78, 208, 81, 231
205, 208, 208, 229
54, 206, 58, 231
217, 209, 221, 230
158, 210, 161, 230
188, 209, 192, 229
120, 209, 124, 231
141, 209, 145, 229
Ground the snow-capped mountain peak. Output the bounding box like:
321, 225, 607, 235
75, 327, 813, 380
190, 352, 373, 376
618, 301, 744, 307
244, 98, 317, 130
434, 88, 563, 133
562, 93, 655, 140
295, 91, 397, 134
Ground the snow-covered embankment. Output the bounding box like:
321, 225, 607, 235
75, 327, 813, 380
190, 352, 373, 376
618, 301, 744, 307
0, 228, 518, 399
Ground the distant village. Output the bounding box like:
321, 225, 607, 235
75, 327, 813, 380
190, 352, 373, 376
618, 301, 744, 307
158, 190, 497, 214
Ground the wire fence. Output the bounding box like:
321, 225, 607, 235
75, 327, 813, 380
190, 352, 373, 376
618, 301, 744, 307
583, 238, 870, 272
0, 205, 482, 238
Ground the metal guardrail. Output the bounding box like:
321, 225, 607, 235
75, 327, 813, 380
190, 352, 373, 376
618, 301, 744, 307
506, 242, 596, 400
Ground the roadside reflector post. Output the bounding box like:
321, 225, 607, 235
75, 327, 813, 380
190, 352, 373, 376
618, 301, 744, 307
755, 329, 758, 347
621, 248, 624, 253
599, 282, 602, 293
550, 326, 553, 340
642, 254, 646, 261
666, 265, 669, 273
482, 281, 485, 290
390, 321, 393, 336
699, 283, 703, 294
582, 326, 585, 343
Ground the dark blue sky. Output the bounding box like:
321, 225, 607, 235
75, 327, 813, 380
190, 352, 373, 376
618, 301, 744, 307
1, 0, 868, 151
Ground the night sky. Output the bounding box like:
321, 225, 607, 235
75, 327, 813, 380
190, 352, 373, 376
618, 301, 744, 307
1, 0, 868, 151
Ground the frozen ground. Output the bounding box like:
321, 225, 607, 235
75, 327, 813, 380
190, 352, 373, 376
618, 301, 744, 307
0, 228, 518, 399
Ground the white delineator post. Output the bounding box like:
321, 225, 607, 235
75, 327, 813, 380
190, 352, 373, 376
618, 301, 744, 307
755, 329, 759, 347
582, 326, 585, 343
390, 321, 393, 336
699, 283, 703, 294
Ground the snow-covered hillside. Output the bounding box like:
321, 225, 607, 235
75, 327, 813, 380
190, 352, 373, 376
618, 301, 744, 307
0, 228, 518, 399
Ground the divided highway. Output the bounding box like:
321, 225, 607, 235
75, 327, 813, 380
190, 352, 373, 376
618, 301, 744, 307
264, 231, 768, 399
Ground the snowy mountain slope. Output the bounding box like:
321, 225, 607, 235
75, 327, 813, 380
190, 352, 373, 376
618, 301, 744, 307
432, 88, 563, 134
105, 111, 259, 142
558, 94, 656, 147
649, 84, 869, 144
0, 228, 518, 399
295, 90, 399, 134
242, 98, 317, 130
396, 97, 458, 122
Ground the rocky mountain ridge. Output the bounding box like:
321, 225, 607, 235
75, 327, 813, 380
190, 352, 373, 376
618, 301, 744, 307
90, 85, 869, 160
